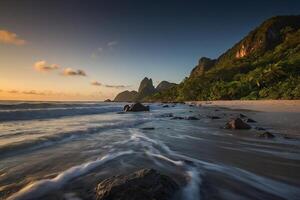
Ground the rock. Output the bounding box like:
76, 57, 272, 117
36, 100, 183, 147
207, 115, 221, 119
256, 131, 275, 138
255, 127, 266, 131
142, 127, 155, 130
246, 118, 257, 123
162, 105, 169, 108
225, 118, 251, 129
171, 116, 184, 120
124, 103, 150, 112
189, 104, 194, 107
104, 99, 112, 102
123, 105, 131, 112
95, 168, 179, 200
190, 57, 216, 77
160, 113, 174, 118
136, 77, 157, 100
239, 114, 247, 118
186, 116, 199, 120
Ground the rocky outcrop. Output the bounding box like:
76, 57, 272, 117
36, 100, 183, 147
225, 118, 251, 129
256, 131, 275, 138
190, 57, 216, 77
95, 168, 179, 200
156, 81, 177, 92
123, 103, 150, 112
114, 90, 138, 102
136, 77, 156, 100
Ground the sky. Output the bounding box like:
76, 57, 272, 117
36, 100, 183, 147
0, 0, 299, 101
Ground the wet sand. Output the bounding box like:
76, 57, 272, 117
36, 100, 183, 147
188, 100, 300, 137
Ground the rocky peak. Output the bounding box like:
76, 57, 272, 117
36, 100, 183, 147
137, 77, 156, 99
190, 57, 216, 77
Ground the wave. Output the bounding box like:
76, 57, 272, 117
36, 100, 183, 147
0, 119, 148, 158
0, 105, 122, 122
7, 150, 133, 200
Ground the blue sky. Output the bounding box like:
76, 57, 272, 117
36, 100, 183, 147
0, 0, 299, 100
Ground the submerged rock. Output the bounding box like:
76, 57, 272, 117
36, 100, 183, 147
124, 103, 150, 112
95, 168, 179, 200
256, 131, 275, 138
142, 127, 155, 130
239, 114, 247, 118
171, 116, 184, 120
207, 115, 221, 119
225, 118, 251, 129
186, 116, 199, 120
162, 105, 169, 108
246, 118, 257, 123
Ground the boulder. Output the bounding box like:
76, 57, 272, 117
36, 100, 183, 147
162, 105, 169, 108
225, 118, 251, 129
124, 103, 150, 112
95, 168, 179, 200
104, 99, 112, 102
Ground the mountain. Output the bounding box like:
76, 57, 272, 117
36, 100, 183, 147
136, 77, 156, 100
114, 90, 138, 102
114, 78, 176, 102
156, 81, 177, 92
147, 15, 300, 101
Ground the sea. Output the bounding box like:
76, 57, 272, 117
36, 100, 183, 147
0, 101, 299, 200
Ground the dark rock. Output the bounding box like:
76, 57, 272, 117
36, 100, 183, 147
190, 57, 216, 77
171, 116, 184, 120
186, 116, 199, 120
124, 103, 150, 112
255, 127, 266, 131
239, 114, 247, 118
160, 113, 174, 118
104, 99, 112, 102
246, 118, 257, 123
136, 77, 156, 100
162, 105, 169, 108
207, 115, 221, 119
256, 131, 275, 138
95, 168, 179, 200
142, 127, 155, 130
123, 105, 131, 112
189, 104, 194, 107
225, 118, 251, 129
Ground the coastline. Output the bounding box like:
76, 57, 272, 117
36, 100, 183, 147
188, 100, 300, 113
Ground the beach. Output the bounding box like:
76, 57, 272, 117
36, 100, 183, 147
0, 101, 300, 200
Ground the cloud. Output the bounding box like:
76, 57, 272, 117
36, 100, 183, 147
7, 90, 19, 94
0, 29, 26, 45
104, 84, 127, 89
34, 60, 59, 72
62, 68, 87, 76
22, 90, 46, 95
107, 41, 118, 47
91, 81, 102, 86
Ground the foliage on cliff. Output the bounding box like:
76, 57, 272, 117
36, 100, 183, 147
147, 15, 300, 101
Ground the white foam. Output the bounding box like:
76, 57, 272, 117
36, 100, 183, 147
145, 151, 184, 166
7, 150, 133, 200
182, 166, 201, 200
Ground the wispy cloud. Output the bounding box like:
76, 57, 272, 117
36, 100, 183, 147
0, 29, 26, 46
62, 68, 87, 76
104, 84, 127, 89
7, 90, 19, 94
91, 81, 102, 86
91, 80, 128, 89
22, 90, 46, 95
34, 60, 59, 72
107, 41, 118, 47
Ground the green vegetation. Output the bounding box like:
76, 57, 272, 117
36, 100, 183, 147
146, 16, 300, 101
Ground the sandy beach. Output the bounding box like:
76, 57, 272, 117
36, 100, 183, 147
189, 100, 300, 113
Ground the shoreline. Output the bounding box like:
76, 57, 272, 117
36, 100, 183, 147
187, 100, 300, 113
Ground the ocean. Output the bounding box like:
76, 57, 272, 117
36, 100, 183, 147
0, 101, 299, 200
